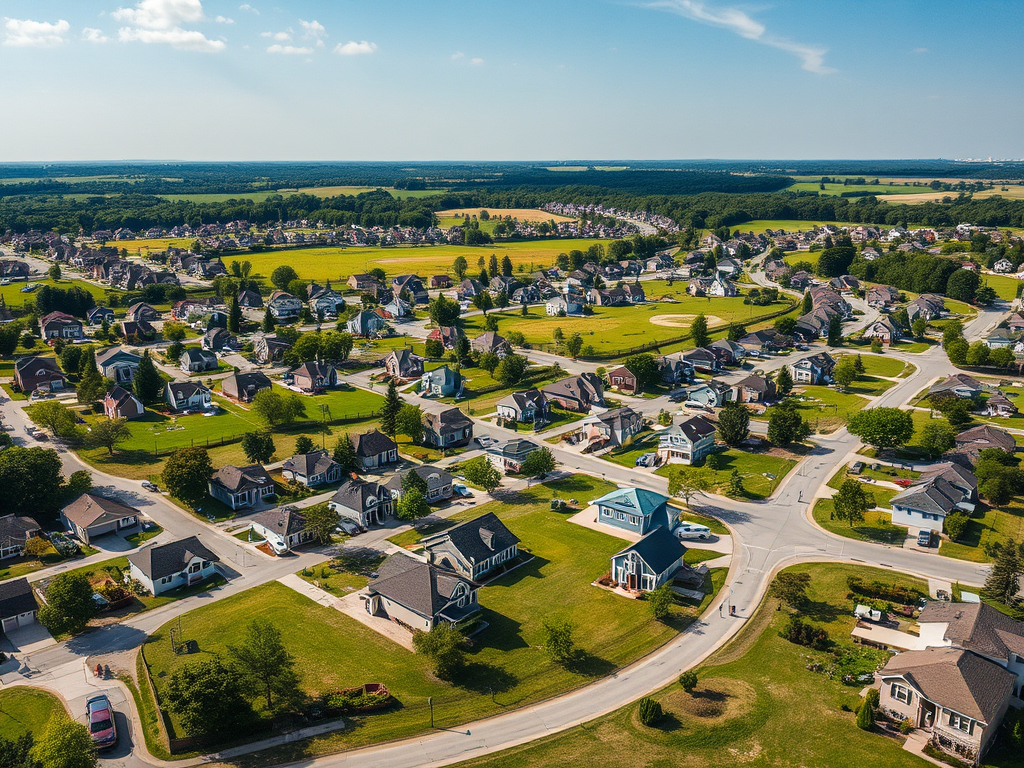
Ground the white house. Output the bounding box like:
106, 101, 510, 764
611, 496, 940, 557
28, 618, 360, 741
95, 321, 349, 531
248, 507, 314, 555
127, 536, 220, 597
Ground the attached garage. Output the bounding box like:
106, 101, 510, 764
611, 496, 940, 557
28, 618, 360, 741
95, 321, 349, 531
0, 578, 39, 634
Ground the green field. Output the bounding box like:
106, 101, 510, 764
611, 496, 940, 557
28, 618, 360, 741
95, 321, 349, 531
141, 476, 724, 755
225, 239, 614, 284
785, 182, 933, 197
0, 688, 65, 740
981, 274, 1021, 302
940, 501, 1024, 564
0, 277, 113, 311
655, 449, 797, 500
732, 220, 847, 236
453, 563, 934, 768
782, 250, 820, 268
838, 354, 906, 378
812, 497, 907, 546
787, 385, 870, 433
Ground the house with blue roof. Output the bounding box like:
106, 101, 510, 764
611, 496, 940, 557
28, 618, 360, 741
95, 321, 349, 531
592, 487, 675, 535
610, 526, 688, 592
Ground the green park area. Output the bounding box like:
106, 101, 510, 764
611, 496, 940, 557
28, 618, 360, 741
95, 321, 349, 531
785, 181, 934, 197
140, 476, 724, 757
0, 277, 111, 312
0, 688, 65, 740
453, 564, 956, 768
654, 448, 798, 500
773, 385, 870, 434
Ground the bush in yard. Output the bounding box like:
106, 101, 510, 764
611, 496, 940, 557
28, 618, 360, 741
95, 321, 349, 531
165, 658, 256, 737
24, 536, 51, 557
541, 618, 577, 665
38, 572, 96, 636
783, 618, 830, 651
899, 718, 914, 734
32, 714, 96, 768
461, 456, 502, 493
679, 670, 698, 692
636, 697, 662, 726
943, 510, 969, 542
865, 687, 879, 709
412, 623, 466, 680
647, 584, 675, 621
855, 698, 874, 730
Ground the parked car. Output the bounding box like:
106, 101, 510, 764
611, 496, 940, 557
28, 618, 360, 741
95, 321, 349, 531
894, 479, 913, 487
336, 520, 361, 536
453, 483, 473, 498
675, 521, 712, 540
682, 401, 710, 412
86, 694, 117, 750
141, 481, 159, 492
635, 453, 657, 467
848, 461, 865, 475
0, 279, 9, 286
917, 530, 933, 547
668, 388, 689, 402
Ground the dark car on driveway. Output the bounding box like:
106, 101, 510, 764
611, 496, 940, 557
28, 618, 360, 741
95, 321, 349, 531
86, 694, 117, 750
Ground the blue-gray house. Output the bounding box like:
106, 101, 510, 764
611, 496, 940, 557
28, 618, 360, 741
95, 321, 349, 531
610, 526, 687, 592
592, 487, 674, 535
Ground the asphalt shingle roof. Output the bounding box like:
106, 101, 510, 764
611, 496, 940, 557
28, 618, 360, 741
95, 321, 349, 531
614, 526, 687, 575
128, 536, 220, 582
0, 578, 38, 619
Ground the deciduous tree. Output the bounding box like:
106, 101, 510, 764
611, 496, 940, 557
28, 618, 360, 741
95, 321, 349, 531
38, 573, 96, 637
848, 408, 914, 451
32, 715, 95, 768
833, 479, 870, 527
87, 417, 132, 456
165, 659, 255, 738
161, 447, 214, 509
228, 619, 300, 711
241, 431, 275, 464
412, 623, 466, 680
716, 401, 750, 447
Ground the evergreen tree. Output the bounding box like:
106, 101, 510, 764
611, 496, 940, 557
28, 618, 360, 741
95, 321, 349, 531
801, 291, 813, 314
132, 350, 163, 405
827, 314, 843, 347
716, 401, 750, 447
775, 365, 794, 395
501, 254, 513, 276
228, 295, 242, 333
380, 381, 402, 436
984, 540, 1023, 605
262, 306, 275, 333
332, 433, 358, 473
489, 253, 499, 278
691, 314, 710, 348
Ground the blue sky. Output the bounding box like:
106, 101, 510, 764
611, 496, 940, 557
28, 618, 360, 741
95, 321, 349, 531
1, 0, 1022, 161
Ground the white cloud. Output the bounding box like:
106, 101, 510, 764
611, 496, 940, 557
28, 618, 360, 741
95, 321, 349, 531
215, 16, 234, 24
645, 0, 833, 74
3, 18, 71, 47
239, 3, 259, 14
267, 43, 311, 54
262, 28, 291, 40
114, 0, 224, 51
299, 19, 326, 47
471, 57, 484, 66
450, 51, 464, 60
119, 26, 224, 51
82, 27, 110, 43
334, 40, 377, 56
912, 47, 928, 54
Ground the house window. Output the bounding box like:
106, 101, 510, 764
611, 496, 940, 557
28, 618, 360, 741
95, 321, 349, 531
948, 713, 972, 733
628, 515, 640, 526
616, 512, 625, 521
891, 683, 911, 704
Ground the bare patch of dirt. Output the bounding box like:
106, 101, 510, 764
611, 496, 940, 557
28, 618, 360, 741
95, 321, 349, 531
648, 314, 725, 328
660, 677, 756, 725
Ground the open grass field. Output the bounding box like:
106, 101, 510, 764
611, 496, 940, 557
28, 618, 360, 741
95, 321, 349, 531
436, 208, 576, 223
940, 501, 1024, 564
839, 354, 907, 379
142, 476, 725, 755
732, 220, 848, 236
788, 385, 870, 433
0, 688, 65, 740
875, 186, 1024, 205
786, 181, 936, 197
452, 563, 939, 768
782, 249, 820, 268
101, 238, 195, 256
655, 448, 797, 500
0, 277, 112, 311
224, 238, 615, 284
462, 293, 788, 358
981, 274, 1021, 302
812, 496, 907, 545
446, 366, 564, 415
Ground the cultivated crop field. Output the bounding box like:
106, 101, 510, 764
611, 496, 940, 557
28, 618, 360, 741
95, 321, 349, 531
156, 186, 445, 204
785, 181, 935, 196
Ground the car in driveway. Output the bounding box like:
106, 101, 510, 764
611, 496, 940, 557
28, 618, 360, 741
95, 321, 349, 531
917, 529, 933, 548
141, 481, 159, 492
675, 521, 712, 540
86, 694, 117, 750
453, 483, 473, 498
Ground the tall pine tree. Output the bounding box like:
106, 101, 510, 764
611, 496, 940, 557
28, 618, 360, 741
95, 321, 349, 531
133, 350, 164, 405
984, 540, 1022, 605
262, 306, 275, 333
380, 381, 402, 437
228, 295, 242, 333
775, 365, 794, 395
332, 433, 358, 473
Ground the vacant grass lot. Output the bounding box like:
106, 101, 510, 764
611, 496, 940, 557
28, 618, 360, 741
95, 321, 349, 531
940, 501, 1024, 563
786, 386, 870, 433
435, 208, 576, 224
143, 476, 725, 756
786, 182, 931, 196
225, 239, 614, 284
655, 449, 797, 500
0, 688, 64, 739
447, 366, 564, 415
0, 277, 112, 312
840, 354, 906, 378
981, 274, 1021, 302
813, 498, 907, 545
452, 563, 932, 768
733, 220, 848, 236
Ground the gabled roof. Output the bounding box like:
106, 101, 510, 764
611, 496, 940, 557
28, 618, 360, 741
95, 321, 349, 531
95, 346, 141, 367
613, 526, 687, 575
330, 479, 390, 511
282, 450, 338, 478
930, 373, 983, 394
0, 514, 40, 545
211, 464, 272, 493
953, 424, 1015, 455
62, 493, 139, 529
881, 647, 1015, 723
422, 405, 473, 433
918, 601, 1024, 663
353, 430, 397, 458
425, 511, 520, 564
368, 552, 476, 619
497, 389, 547, 412
592, 487, 669, 518
677, 414, 716, 442
250, 506, 308, 537
0, 577, 38, 620
890, 476, 965, 517
166, 380, 211, 399
128, 536, 220, 581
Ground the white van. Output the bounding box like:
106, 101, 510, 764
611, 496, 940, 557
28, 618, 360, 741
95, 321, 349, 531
675, 521, 712, 540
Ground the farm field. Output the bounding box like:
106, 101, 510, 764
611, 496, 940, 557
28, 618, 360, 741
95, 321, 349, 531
874, 186, 1024, 205
461, 293, 789, 357
785, 182, 935, 196
453, 563, 935, 768
156, 186, 446, 204
224, 239, 614, 283
0, 688, 64, 740
141, 476, 725, 756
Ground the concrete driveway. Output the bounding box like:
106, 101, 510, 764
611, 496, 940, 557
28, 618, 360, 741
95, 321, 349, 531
1, 622, 55, 656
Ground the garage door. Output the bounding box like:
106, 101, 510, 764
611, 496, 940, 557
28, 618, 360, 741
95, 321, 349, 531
1, 617, 17, 633
17, 612, 34, 627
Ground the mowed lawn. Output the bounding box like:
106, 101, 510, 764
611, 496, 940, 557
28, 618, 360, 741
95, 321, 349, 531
142, 476, 725, 755
940, 501, 1024, 564
982, 274, 1021, 302
0, 277, 111, 312
839, 353, 906, 378
813, 498, 908, 546
224, 239, 615, 284
0, 688, 65, 739
452, 564, 933, 768
788, 385, 871, 433
655, 449, 797, 500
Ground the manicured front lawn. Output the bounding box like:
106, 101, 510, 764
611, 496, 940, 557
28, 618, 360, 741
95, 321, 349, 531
601, 430, 659, 469
142, 476, 725, 756
789, 385, 870, 433
451, 563, 931, 768
656, 449, 797, 500
838, 353, 906, 378
940, 501, 1024, 563
446, 366, 563, 415
812, 498, 907, 545
0, 688, 65, 739
125, 523, 163, 547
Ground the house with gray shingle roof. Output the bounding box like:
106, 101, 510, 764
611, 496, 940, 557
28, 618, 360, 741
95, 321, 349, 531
423, 512, 520, 581
610, 525, 689, 593
363, 552, 480, 633
127, 536, 220, 596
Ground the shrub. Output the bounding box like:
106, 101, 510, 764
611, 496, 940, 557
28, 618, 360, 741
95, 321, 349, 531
637, 697, 662, 726
899, 718, 914, 735
856, 699, 874, 730
679, 670, 698, 692
783, 618, 830, 650
865, 688, 880, 709
847, 576, 925, 605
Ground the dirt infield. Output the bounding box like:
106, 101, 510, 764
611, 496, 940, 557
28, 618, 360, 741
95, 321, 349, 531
649, 314, 725, 328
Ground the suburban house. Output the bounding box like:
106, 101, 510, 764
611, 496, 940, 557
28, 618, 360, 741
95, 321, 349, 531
307, 283, 346, 317
420, 365, 461, 398
268, 291, 303, 322
347, 274, 383, 294
125, 302, 159, 322
39, 311, 84, 340
237, 288, 263, 308
682, 347, 722, 374
592, 487, 675, 535
610, 526, 689, 593
656, 415, 717, 465
0, 578, 39, 634
486, 438, 540, 473
907, 294, 947, 322
878, 648, 1014, 765
890, 474, 976, 533
985, 329, 1015, 350
362, 552, 479, 632
121, 320, 156, 340
347, 309, 387, 337
429, 274, 452, 289
983, 393, 1018, 418
14, 356, 67, 394
281, 450, 343, 487
0, 514, 41, 560
253, 334, 291, 364
423, 512, 520, 581
709, 339, 746, 366
657, 352, 695, 386
391, 275, 428, 304
353, 430, 399, 471
103, 385, 145, 420
95, 347, 141, 384
790, 352, 836, 385
165, 381, 212, 412
686, 380, 732, 408
290, 361, 338, 391
929, 374, 984, 400
427, 325, 464, 350
545, 294, 585, 317
209, 464, 276, 510
221, 371, 272, 403
385, 465, 453, 503
496, 389, 549, 423
607, 365, 640, 394
863, 316, 903, 345
329, 479, 393, 527
381, 297, 412, 320
61, 493, 141, 545
422, 406, 474, 448
580, 406, 644, 449
541, 373, 605, 412
731, 375, 776, 404
382, 349, 424, 380
950, 425, 1016, 465
470, 332, 511, 357
202, 328, 236, 352
738, 329, 790, 356
248, 507, 314, 554
87, 306, 115, 325
867, 285, 901, 308
179, 348, 219, 373
127, 536, 220, 596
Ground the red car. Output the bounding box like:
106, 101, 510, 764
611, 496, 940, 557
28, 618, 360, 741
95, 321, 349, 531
86, 695, 117, 750
893, 479, 913, 487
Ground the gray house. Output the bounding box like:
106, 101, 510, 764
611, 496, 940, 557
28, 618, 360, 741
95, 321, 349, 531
421, 365, 462, 398
385, 465, 453, 503
95, 347, 142, 385
496, 389, 549, 423
209, 465, 276, 510
423, 512, 520, 581
610, 526, 688, 593
329, 480, 393, 527
353, 430, 399, 471
422, 406, 474, 448
127, 536, 220, 596
363, 552, 479, 633
61, 493, 141, 545
281, 450, 343, 487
